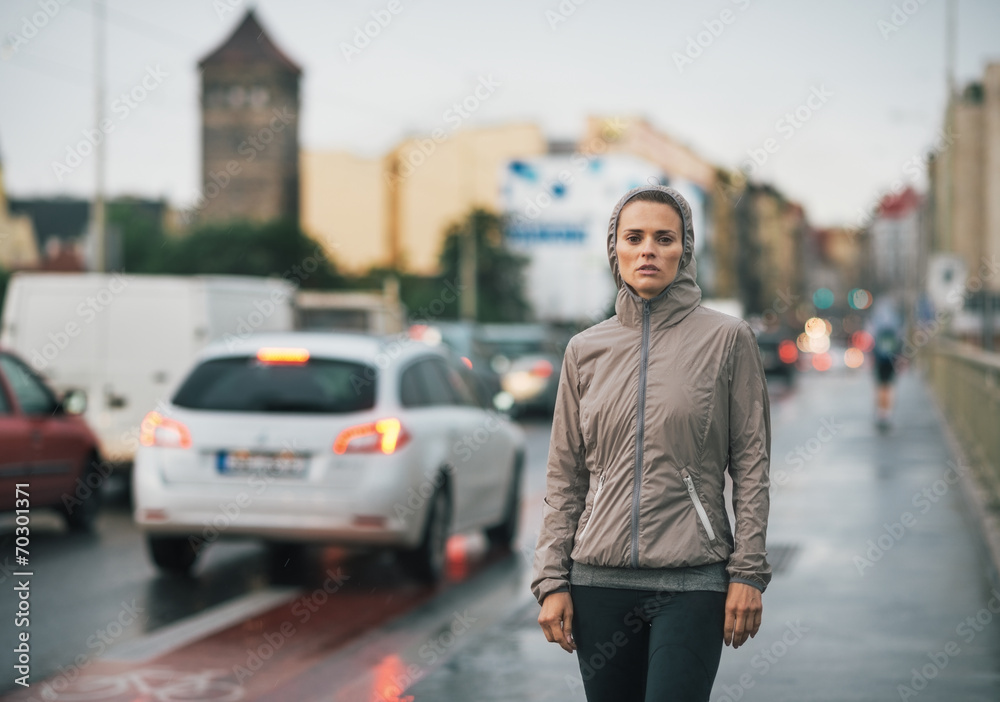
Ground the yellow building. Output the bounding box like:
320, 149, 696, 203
932, 62, 1000, 291
301, 123, 546, 276
581, 116, 716, 190
0, 157, 39, 271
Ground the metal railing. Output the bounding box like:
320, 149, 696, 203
927, 340, 1000, 508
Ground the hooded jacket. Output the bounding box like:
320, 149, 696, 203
530, 185, 772, 604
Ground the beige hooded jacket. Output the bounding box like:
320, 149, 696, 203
530, 185, 772, 605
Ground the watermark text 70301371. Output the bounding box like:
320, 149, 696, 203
13, 483, 32, 688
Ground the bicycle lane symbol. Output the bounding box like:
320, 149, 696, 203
38, 667, 245, 702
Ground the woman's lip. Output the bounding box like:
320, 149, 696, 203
637, 267, 659, 272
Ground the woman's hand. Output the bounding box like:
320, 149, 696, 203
538, 591, 577, 653
724, 582, 762, 648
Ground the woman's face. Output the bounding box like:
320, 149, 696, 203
615, 200, 684, 299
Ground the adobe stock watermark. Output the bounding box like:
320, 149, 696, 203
51, 65, 169, 182
673, 0, 752, 74
341, 0, 405, 63
772, 417, 841, 486
546, 0, 587, 30
213, 0, 246, 21
878, 0, 931, 40
28, 599, 146, 697
29, 271, 132, 372
180, 106, 295, 224
740, 85, 833, 176
508, 118, 626, 226
853, 127, 956, 229
895, 590, 1000, 700
854, 459, 971, 576
232, 567, 350, 684
1, 0, 71, 61
371, 610, 479, 701
384, 75, 502, 189
713, 619, 810, 702
392, 411, 509, 523
895, 255, 999, 358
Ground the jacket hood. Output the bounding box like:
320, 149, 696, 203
607, 185, 702, 329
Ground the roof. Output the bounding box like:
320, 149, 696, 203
197, 331, 446, 366
877, 187, 922, 219
198, 9, 302, 75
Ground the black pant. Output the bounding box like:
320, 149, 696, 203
572, 585, 727, 702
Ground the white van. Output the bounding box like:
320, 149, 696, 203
0, 273, 296, 467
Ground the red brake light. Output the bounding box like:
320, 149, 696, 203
333, 418, 411, 455
257, 347, 310, 364
777, 340, 798, 365
140, 411, 192, 449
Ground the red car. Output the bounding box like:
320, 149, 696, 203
0, 348, 103, 530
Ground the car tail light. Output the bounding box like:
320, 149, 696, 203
778, 340, 798, 365
257, 347, 310, 364
139, 411, 192, 449
530, 360, 553, 378
333, 418, 411, 455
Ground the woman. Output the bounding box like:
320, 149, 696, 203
531, 185, 772, 701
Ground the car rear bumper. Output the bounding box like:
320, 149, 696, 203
132, 451, 430, 549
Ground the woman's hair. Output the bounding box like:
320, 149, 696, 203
623, 189, 683, 218
618, 190, 684, 236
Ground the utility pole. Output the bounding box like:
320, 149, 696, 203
92, 0, 106, 272
459, 137, 477, 321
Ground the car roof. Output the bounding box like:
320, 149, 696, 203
195, 331, 447, 367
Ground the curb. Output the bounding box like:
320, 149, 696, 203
927, 379, 1000, 591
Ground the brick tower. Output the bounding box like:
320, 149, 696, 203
198, 10, 301, 224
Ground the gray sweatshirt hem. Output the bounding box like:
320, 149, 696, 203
569, 560, 730, 593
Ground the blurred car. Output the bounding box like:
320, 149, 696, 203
475, 323, 568, 417
0, 348, 102, 530
754, 329, 798, 381
408, 321, 502, 408
497, 354, 561, 417
132, 332, 526, 580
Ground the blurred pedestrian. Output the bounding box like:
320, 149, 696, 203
531, 185, 772, 701
873, 324, 901, 428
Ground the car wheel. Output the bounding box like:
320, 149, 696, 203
485, 462, 521, 550
147, 535, 202, 575
401, 487, 451, 583
61, 453, 103, 533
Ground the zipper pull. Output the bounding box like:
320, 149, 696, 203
683, 475, 696, 493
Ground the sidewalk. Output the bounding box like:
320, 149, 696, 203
406, 369, 1000, 701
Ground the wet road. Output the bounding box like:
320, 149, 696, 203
8, 364, 996, 701
0, 414, 556, 701
408, 367, 1000, 701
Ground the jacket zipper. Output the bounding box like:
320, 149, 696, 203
578, 470, 606, 542
632, 299, 650, 567
683, 474, 717, 542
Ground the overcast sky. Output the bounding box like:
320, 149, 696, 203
1, 0, 998, 226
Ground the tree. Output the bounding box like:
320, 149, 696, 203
108, 199, 167, 272
0, 267, 10, 317
146, 219, 342, 289
437, 208, 532, 322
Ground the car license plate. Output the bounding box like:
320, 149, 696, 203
216, 450, 308, 477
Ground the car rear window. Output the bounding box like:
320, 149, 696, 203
172, 356, 375, 413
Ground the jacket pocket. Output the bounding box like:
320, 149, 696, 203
577, 469, 607, 543
682, 471, 717, 542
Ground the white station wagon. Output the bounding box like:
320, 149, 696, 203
132, 332, 525, 581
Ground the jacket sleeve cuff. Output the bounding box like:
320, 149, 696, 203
728, 577, 766, 593
533, 579, 570, 605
